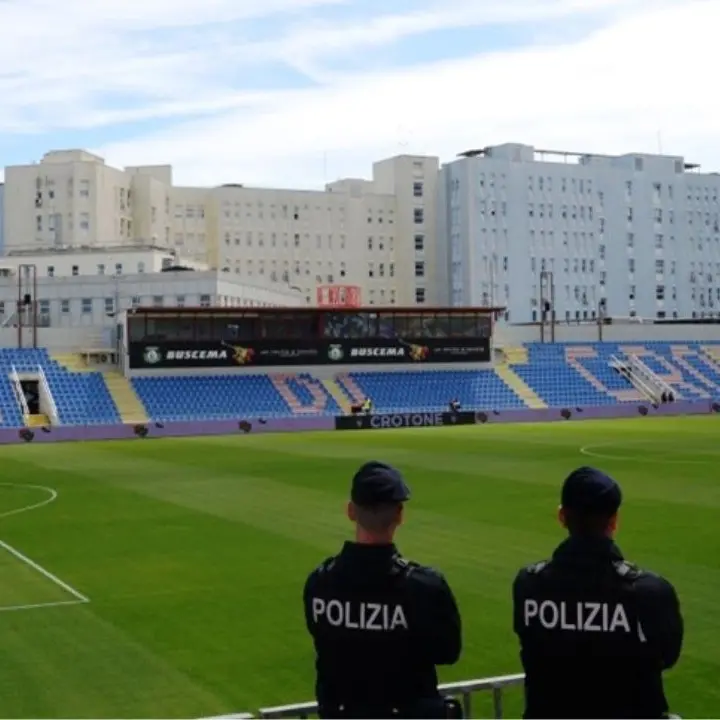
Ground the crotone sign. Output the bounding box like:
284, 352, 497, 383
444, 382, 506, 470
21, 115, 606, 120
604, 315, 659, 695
335, 411, 475, 431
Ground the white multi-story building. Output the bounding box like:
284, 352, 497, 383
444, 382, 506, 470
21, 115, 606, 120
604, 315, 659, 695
0, 183, 4, 253
3, 150, 440, 307
437, 143, 720, 323
0, 266, 303, 331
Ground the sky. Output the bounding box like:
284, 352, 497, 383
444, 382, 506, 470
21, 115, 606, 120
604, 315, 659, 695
0, 0, 718, 189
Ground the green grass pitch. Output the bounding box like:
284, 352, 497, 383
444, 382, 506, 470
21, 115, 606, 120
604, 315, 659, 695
0, 416, 716, 718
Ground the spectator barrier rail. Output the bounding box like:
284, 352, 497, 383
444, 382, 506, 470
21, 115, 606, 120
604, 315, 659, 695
255, 673, 526, 719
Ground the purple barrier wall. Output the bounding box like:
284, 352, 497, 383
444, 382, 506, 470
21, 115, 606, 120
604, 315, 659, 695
474, 400, 716, 424
0, 416, 334, 444
0, 402, 716, 444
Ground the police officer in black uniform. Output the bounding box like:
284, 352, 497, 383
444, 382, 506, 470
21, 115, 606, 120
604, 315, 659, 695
512, 466, 683, 719
303, 461, 462, 719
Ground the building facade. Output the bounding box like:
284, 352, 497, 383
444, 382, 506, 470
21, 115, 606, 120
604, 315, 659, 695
3, 151, 440, 308
437, 143, 720, 322
0, 269, 303, 332
0, 245, 193, 279
0, 182, 4, 254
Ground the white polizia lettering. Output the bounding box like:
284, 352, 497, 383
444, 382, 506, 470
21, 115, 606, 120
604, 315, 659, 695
311, 598, 408, 630
523, 599, 632, 633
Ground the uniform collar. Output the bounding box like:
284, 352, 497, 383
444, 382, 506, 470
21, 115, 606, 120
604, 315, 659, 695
553, 535, 624, 564
339, 541, 399, 561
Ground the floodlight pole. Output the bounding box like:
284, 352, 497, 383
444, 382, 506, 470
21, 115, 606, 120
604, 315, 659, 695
17, 264, 38, 349
539, 270, 555, 343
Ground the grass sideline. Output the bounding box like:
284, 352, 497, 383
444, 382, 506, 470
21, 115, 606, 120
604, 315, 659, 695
0, 416, 716, 718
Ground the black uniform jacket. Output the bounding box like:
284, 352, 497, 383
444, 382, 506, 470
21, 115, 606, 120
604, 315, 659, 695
304, 542, 461, 717
513, 536, 683, 719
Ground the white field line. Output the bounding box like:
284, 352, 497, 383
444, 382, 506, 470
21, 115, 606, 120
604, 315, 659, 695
0, 483, 90, 608
0, 539, 90, 604
0, 483, 58, 519
0, 599, 87, 613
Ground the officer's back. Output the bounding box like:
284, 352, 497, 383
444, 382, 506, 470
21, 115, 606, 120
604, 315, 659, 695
304, 461, 462, 718
513, 466, 683, 719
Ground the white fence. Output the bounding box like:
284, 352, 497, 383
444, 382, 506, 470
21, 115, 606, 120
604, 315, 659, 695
202, 673, 525, 719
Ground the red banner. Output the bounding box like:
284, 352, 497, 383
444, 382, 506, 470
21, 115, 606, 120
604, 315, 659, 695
316, 284, 361, 308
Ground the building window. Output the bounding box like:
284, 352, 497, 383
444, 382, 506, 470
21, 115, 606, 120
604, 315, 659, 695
200, 294, 211, 307
415, 262, 425, 278
176, 295, 185, 307
97, 264, 105, 275
39, 300, 50, 315
131, 296, 141, 307
414, 234, 424, 251
61, 300, 70, 313
415, 288, 426, 303
413, 182, 423, 198
81, 298, 92, 314
137, 262, 145, 273
79, 179, 90, 197
115, 263, 122, 274
47, 266, 55, 277
105, 298, 114, 314
152, 295, 164, 307
71, 265, 79, 276
413, 208, 424, 224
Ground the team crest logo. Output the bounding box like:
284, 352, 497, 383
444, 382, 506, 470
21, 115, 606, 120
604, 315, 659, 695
328, 344, 344, 361
143, 346, 162, 364
231, 346, 255, 365
408, 343, 430, 361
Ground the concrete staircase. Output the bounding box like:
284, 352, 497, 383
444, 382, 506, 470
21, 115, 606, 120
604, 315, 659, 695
51, 353, 95, 373
335, 373, 365, 405
494, 364, 547, 409
103, 371, 149, 423
503, 346, 529, 364
25, 413, 49, 427
322, 378, 352, 414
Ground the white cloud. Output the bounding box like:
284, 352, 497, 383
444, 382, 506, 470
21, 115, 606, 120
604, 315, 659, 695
91, 0, 719, 188
1, 0, 718, 189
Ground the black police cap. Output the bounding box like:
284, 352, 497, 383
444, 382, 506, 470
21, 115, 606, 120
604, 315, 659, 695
351, 461, 411, 507
561, 466, 622, 516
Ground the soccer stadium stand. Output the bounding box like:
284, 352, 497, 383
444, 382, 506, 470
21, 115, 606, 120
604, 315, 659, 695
2, 342, 720, 426
131, 372, 342, 422
0, 348, 120, 427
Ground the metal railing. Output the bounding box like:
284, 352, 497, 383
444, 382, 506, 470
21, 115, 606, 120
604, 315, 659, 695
10, 365, 29, 416
627, 354, 675, 400
257, 673, 525, 719
609, 354, 656, 402
38, 363, 59, 424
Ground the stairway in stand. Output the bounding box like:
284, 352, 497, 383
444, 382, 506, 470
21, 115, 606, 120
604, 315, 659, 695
494, 364, 547, 409
103, 372, 149, 424
51, 353, 95, 373
321, 378, 352, 414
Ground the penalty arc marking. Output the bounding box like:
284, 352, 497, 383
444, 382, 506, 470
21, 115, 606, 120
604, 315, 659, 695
0, 483, 90, 612
579, 443, 720, 464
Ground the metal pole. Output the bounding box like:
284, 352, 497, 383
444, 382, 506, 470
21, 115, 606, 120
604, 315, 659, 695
539, 271, 544, 343
549, 271, 556, 343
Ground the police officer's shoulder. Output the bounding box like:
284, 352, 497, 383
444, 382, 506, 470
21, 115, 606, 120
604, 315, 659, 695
514, 558, 550, 584
620, 562, 677, 597
396, 557, 449, 590
306, 554, 339, 581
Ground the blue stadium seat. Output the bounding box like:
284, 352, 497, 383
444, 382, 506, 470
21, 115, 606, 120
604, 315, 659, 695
0, 348, 120, 427
340, 370, 527, 413
131, 372, 341, 422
